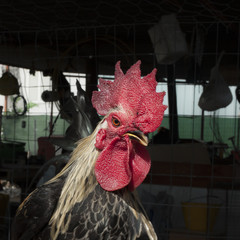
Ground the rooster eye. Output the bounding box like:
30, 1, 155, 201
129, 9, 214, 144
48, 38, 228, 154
111, 117, 121, 127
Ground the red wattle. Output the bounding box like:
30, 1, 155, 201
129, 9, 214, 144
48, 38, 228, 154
95, 137, 131, 191
129, 142, 151, 190
95, 136, 151, 191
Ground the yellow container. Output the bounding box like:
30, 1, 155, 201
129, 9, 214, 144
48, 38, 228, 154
182, 202, 220, 232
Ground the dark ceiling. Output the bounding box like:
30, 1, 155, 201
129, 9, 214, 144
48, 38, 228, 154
0, 0, 239, 84
0, 0, 240, 31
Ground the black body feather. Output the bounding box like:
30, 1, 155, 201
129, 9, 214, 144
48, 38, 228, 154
12, 175, 156, 240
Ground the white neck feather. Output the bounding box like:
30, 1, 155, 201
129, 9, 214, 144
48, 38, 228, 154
48, 120, 103, 240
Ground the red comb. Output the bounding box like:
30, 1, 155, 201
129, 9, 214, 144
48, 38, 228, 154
92, 60, 167, 133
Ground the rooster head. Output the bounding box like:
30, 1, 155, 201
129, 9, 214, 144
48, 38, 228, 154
92, 60, 167, 191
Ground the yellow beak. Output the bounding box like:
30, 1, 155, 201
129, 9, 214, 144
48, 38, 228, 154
124, 131, 148, 146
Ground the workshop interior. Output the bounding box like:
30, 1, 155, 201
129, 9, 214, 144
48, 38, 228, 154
0, 1, 240, 239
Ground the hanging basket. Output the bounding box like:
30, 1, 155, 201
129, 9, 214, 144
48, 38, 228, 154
148, 14, 188, 64
198, 52, 233, 111
0, 71, 19, 96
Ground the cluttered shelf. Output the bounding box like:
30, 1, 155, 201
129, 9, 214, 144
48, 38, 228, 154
0, 163, 41, 194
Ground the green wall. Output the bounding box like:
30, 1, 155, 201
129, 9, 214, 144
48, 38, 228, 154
1, 114, 238, 156
158, 115, 238, 151
2, 115, 69, 155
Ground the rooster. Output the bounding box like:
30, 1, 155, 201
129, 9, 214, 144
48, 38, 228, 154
11, 61, 167, 240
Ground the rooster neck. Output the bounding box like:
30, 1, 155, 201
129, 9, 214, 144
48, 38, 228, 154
49, 124, 101, 240
49, 119, 157, 240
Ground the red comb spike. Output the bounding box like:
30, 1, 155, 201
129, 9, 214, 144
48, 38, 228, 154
92, 79, 115, 115
141, 68, 157, 93
92, 61, 167, 133
115, 61, 124, 81
125, 60, 141, 80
